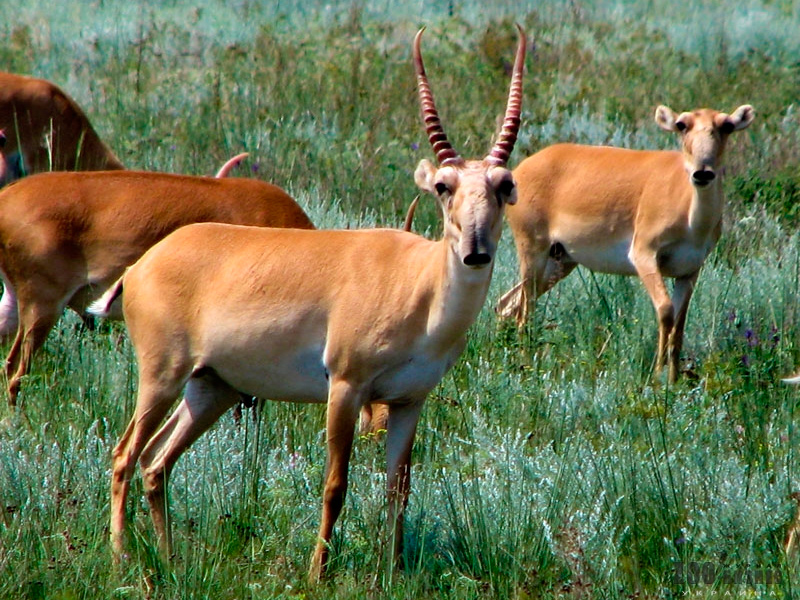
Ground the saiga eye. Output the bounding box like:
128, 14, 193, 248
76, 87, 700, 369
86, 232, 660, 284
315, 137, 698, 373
497, 178, 515, 197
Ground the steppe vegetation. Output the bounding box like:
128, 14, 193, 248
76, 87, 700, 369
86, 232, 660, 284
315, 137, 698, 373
0, 0, 799, 597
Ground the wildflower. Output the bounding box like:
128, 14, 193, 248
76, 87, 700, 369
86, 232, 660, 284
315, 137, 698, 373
289, 452, 300, 469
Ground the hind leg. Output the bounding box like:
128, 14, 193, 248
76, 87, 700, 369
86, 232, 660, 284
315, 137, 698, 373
111, 367, 191, 557
358, 402, 389, 438
137, 372, 240, 555
497, 242, 576, 328
5, 302, 59, 407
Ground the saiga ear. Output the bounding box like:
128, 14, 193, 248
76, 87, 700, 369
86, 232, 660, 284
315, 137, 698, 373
654, 105, 679, 132
728, 105, 755, 131
414, 159, 438, 194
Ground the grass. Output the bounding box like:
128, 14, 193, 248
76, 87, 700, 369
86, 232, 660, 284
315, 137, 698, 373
2, 0, 800, 598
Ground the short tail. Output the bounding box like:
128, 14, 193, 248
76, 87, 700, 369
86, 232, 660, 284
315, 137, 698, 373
495, 280, 526, 324
214, 152, 249, 178
783, 371, 800, 384
87, 276, 125, 317
402, 195, 420, 232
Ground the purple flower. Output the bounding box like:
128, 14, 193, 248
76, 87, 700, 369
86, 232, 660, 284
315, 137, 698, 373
744, 328, 758, 347
411, 142, 419, 151
289, 452, 300, 469
251, 162, 260, 174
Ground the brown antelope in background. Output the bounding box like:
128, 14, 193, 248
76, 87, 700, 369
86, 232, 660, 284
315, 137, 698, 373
0, 71, 251, 184
88, 25, 526, 581
0, 130, 10, 184
0, 170, 313, 407
0, 72, 124, 185
496, 104, 755, 382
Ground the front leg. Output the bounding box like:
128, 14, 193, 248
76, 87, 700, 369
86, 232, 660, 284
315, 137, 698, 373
668, 273, 698, 383
631, 247, 674, 374
385, 400, 424, 571
309, 378, 362, 583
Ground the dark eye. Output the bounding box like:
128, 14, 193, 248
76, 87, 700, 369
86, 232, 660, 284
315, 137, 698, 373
719, 121, 735, 135
435, 182, 450, 196
675, 121, 688, 132
497, 178, 515, 197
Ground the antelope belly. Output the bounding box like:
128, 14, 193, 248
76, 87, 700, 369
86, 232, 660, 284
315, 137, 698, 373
658, 242, 711, 277
567, 239, 637, 275
371, 354, 452, 401
212, 345, 329, 403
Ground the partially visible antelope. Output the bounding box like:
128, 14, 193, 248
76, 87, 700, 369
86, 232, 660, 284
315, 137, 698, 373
785, 372, 800, 384
0, 170, 313, 407
497, 104, 755, 382
88, 25, 526, 581
0, 130, 10, 183
0, 72, 123, 185
0, 71, 252, 185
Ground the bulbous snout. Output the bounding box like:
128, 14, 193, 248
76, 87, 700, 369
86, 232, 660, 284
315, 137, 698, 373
692, 167, 716, 186
461, 232, 495, 269
463, 252, 492, 267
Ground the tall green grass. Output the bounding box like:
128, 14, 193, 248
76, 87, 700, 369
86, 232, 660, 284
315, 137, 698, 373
1, 1, 800, 598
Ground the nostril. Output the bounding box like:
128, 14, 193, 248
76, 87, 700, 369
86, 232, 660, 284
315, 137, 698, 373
693, 170, 716, 184
463, 253, 492, 267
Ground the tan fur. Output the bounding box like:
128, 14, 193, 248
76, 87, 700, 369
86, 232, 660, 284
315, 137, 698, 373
498, 105, 755, 382
0, 72, 123, 185
100, 26, 526, 582
0, 170, 313, 406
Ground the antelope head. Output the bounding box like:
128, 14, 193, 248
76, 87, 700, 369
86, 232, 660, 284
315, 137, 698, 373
655, 104, 755, 187
413, 25, 525, 269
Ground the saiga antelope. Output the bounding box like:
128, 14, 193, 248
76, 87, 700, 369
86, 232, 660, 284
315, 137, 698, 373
0, 72, 123, 185
496, 104, 755, 382
0, 71, 251, 184
0, 130, 9, 184
88, 25, 526, 580
0, 170, 313, 407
